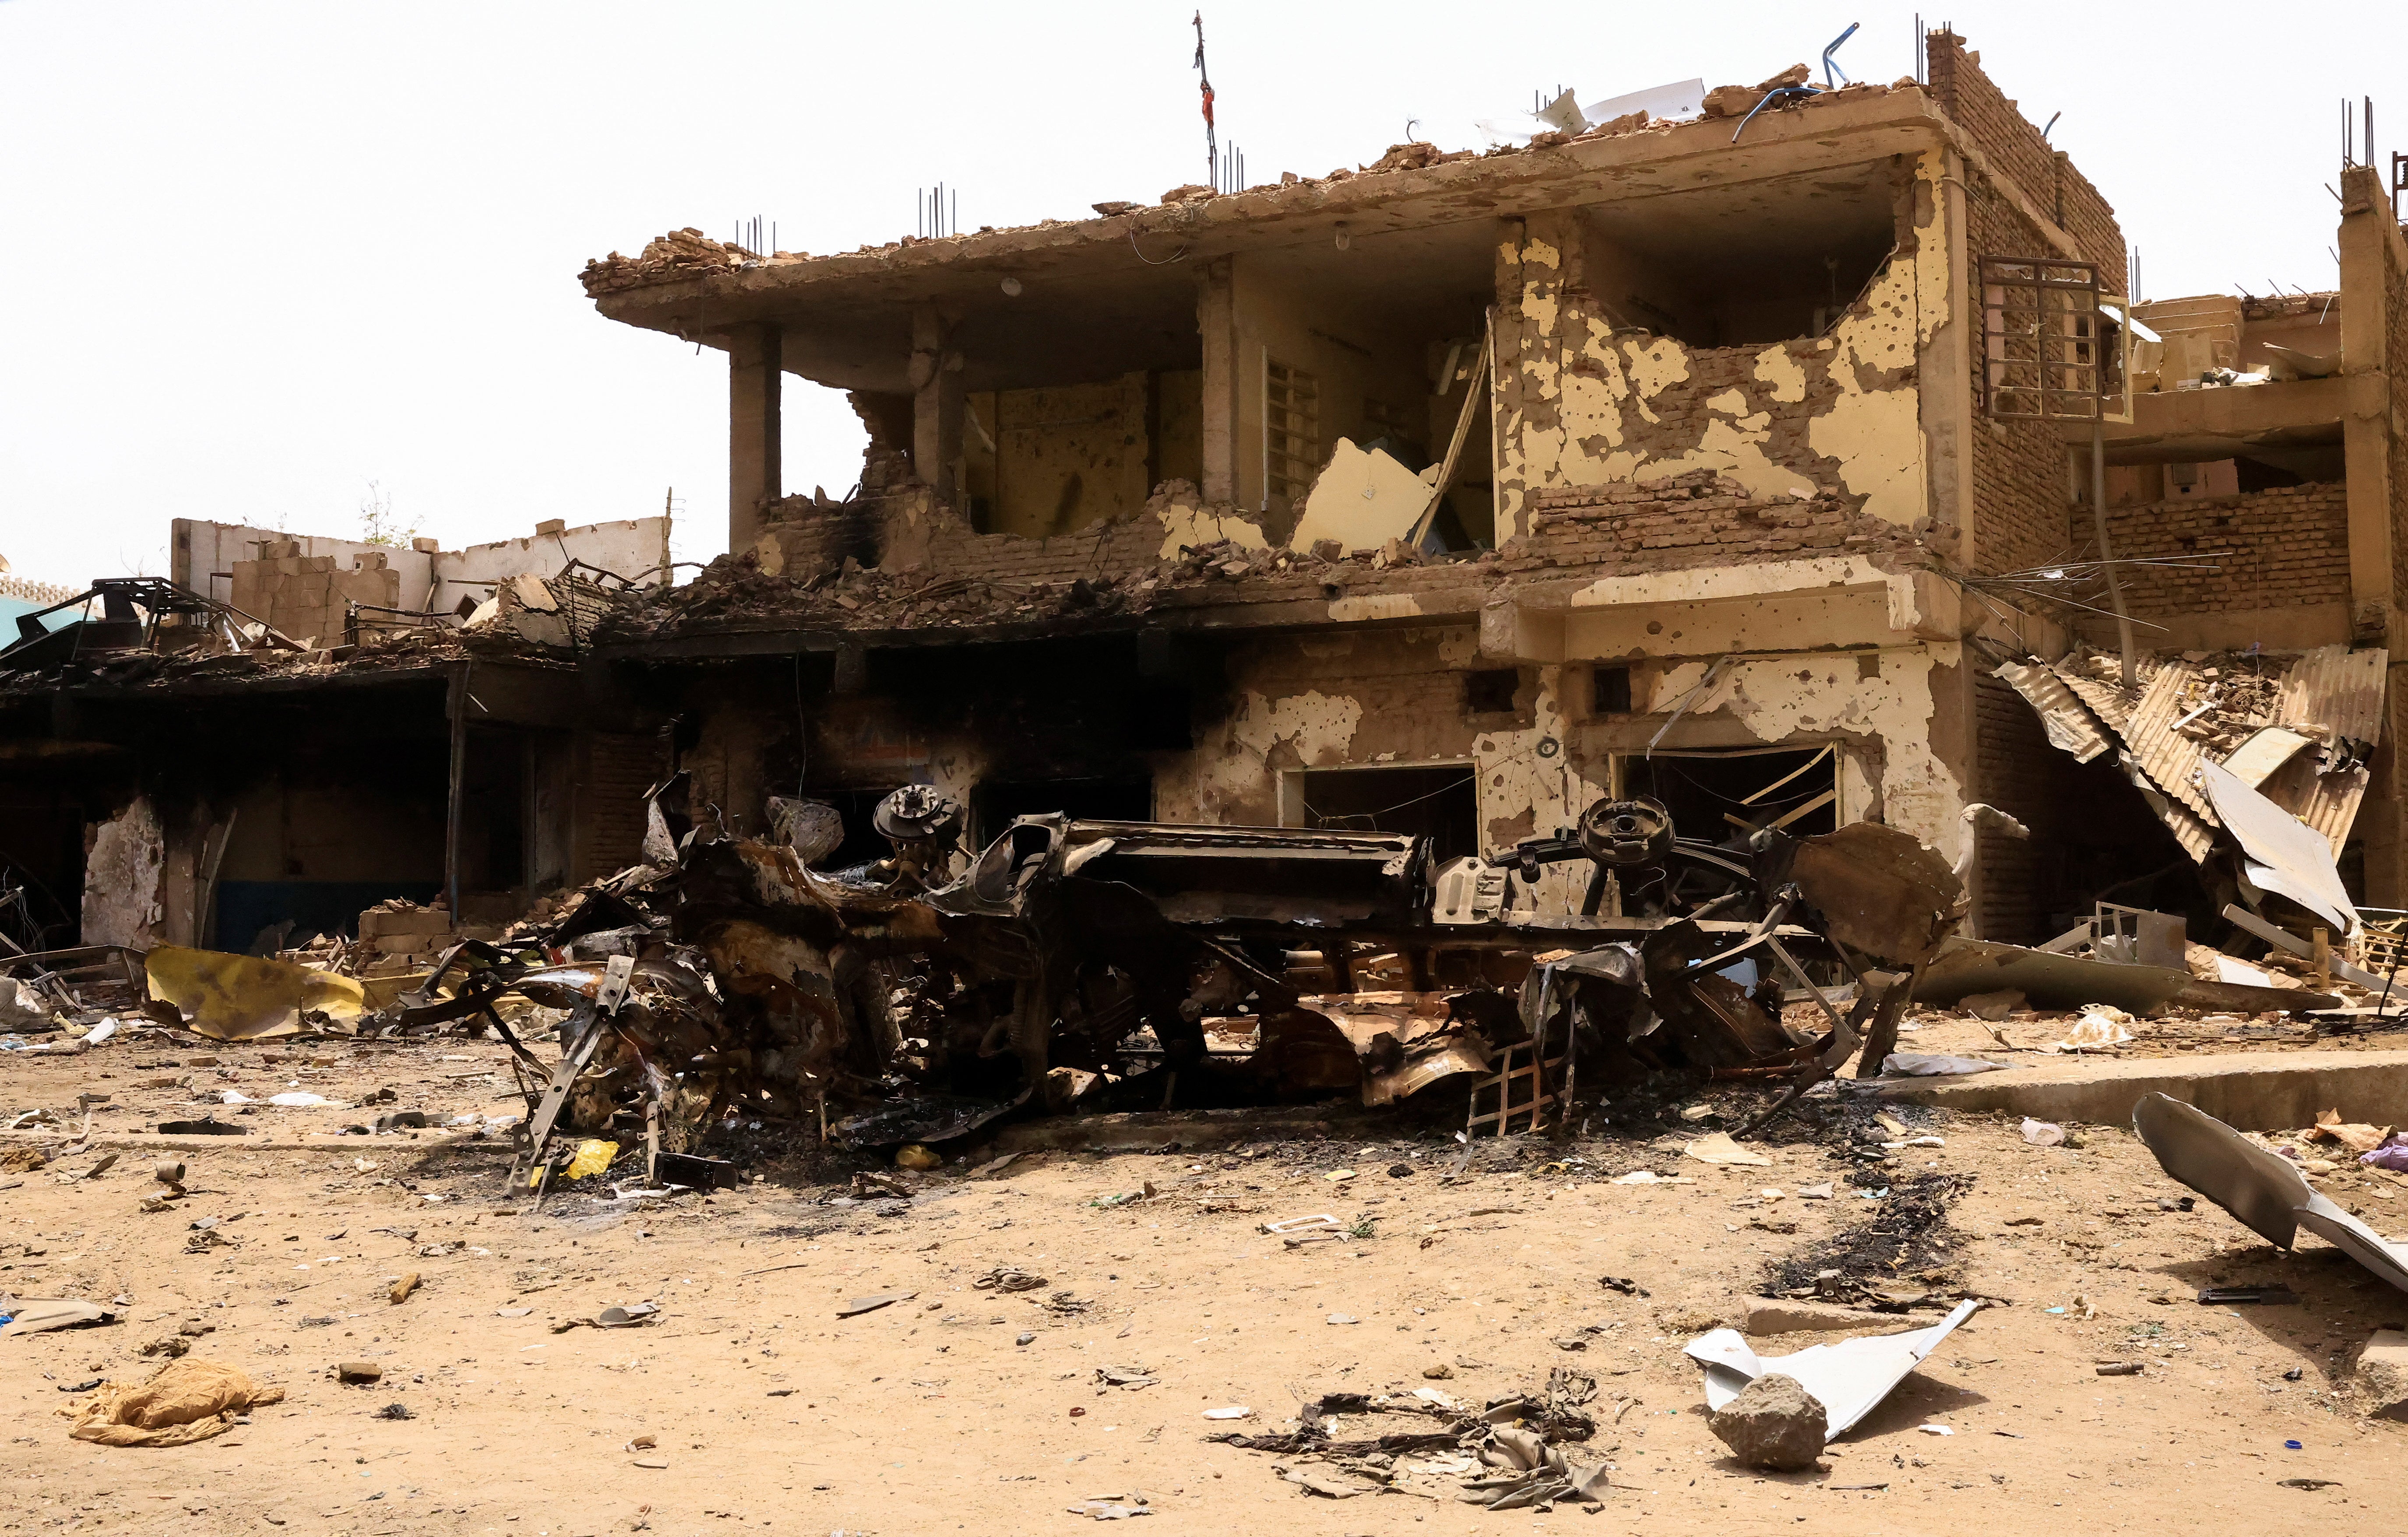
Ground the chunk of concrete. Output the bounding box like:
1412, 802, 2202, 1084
1742, 1300, 1901, 1336
2357, 1329, 2408, 1417
1961, 988, 2025, 1021
1707, 1372, 1827, 1470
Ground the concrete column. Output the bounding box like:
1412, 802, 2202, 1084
1916, 148, 1978, 568
911, 305, 964, 506
728, 324, 782, 556
1490, 219, 1531, 543
2337, 165, 2399, 651
2337, 163, 2408, 905
1196, 258, 1238, 503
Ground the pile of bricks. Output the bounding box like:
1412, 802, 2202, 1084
353, 900, 486, 977
228, 544, 400, 649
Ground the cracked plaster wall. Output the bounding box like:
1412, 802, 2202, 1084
1638, 646, 1964, 852
82, 794, 165, 949
1495, 152, 1951, 553
1153, 626, 1602, 907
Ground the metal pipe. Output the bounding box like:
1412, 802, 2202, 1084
1820, 21, 1858, 88
2091, 417, 2137, 686
445, 661, 469, 920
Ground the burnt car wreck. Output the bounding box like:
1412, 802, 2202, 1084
366, 782, 1966, 1184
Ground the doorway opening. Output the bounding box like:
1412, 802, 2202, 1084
1621, 744, 1841, 851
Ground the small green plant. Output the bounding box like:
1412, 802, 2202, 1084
1347, 1215, 1377, 1239
359, 480, 419, 548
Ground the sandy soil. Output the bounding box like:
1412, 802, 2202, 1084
4, 1031, 2406, 1536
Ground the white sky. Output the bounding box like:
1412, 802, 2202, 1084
1, 1, 2397, 587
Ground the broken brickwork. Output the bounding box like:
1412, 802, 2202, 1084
1926, 31, 2124, 290
1512, 472, 1905, 574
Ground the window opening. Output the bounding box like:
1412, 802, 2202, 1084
1464, 668, 1520, 715
1593, 665, 1633, 715
1979, 255, 2130, 423
1263, 360, 1320, 508
1296, 764, 1478, 864
1622, 744, 1840, 843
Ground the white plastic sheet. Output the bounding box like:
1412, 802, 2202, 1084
1683, 1299, 1980, 1439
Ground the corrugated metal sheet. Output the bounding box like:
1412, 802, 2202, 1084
2117, 751, 2217, 860
2121, 661, 2221, 827
2051, 665, 2137, 734
2259, 645, 2389, 854
1993, 662, 2111, 763
2272, 644, 2387, 746
2009, 647, 2390, 867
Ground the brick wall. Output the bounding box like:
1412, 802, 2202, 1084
1964, 185, 2078, 576
2052, 154, 2126, 294
1972, 669, 2065, 943
229, 548, 401, 647
576, 730, 664, 881
761, 481, 1181, 588
1927, 33, 2124, 296
1926, 34, 2055, 221
1507, 469, 1908, 575
2095, 483, 2350, 620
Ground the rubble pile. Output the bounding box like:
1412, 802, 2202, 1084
598, 511, 1470, 642
579, 227, 751, 296
577, 76, 1916, 299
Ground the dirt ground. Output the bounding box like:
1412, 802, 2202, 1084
5, 1029, 2408, 1536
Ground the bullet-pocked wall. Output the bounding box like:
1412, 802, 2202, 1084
1492, 152, 1945, 555
1472, 149, 1983, 871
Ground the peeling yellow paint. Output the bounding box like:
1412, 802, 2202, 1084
1645, 648, 1964, 848
1619, 334, 1690, 405
1808, 384, 1924, 526
1233, 688, 1362, 766
1753, 345, 1808, 404
1475, 665, 1599, 910
1155, 505, 1269, 560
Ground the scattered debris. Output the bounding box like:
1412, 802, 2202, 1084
2134, 1094, 2408, 1292
1686, 1301, 1980, 1438
69, 1360, 286, 1446
837, 1291, 917, 1318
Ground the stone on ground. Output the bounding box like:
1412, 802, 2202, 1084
1708, 1372, 1827, 1470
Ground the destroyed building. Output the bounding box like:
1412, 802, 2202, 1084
4, 31, 2405, 1131
566, 31, 2335, 945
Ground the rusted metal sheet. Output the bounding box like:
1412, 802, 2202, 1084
1992, 660, 2111, 763
1775, 822, 1967, 967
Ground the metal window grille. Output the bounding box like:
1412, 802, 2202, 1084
1979, 255, 2129, 423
